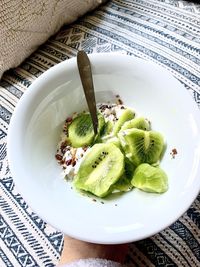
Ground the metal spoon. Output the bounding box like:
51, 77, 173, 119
77, 50, 98, 135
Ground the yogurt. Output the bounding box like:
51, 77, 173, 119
55, 102, 128, 180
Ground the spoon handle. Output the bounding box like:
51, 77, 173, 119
77, 51, 98, 135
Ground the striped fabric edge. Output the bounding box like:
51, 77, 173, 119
0, 0, 200, 266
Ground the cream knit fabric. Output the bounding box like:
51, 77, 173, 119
59, 258, 123, 267
0, 0, 104, 78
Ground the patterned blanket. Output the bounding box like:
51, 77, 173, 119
0, 1, 200, 266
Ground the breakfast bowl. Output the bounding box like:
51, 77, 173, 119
7, 53, 200, 244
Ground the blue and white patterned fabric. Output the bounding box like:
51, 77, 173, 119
0, 0, 200, 266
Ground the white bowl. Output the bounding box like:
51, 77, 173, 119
8, 53, 200, 244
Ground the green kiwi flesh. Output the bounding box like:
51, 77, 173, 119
121, 117, 150, 131
68, 113, 105, 148
102, 121, 113, 136
118, 128, 164, 166
110, 157, 135, 192
102, 136, 121, 149
74, 143, 124, 197
124, 157, 136, 179
131, 163, 168, 193
113, 109, 135, 135
112, 174, 133, 192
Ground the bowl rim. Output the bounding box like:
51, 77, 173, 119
7, 53, 200, 244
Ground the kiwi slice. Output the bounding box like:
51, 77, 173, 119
131, 163, 168, 193
74, 143, 124, 197
113, 174, 133, 192
113, 109, 135, 135
124, 157, 136, 179
102, 136, 121, 149
121, 117, 150, 131
111, 157, 135, 192
102, 121, 113, 136
68, 112, 105, 148
118, 128, 164, 166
